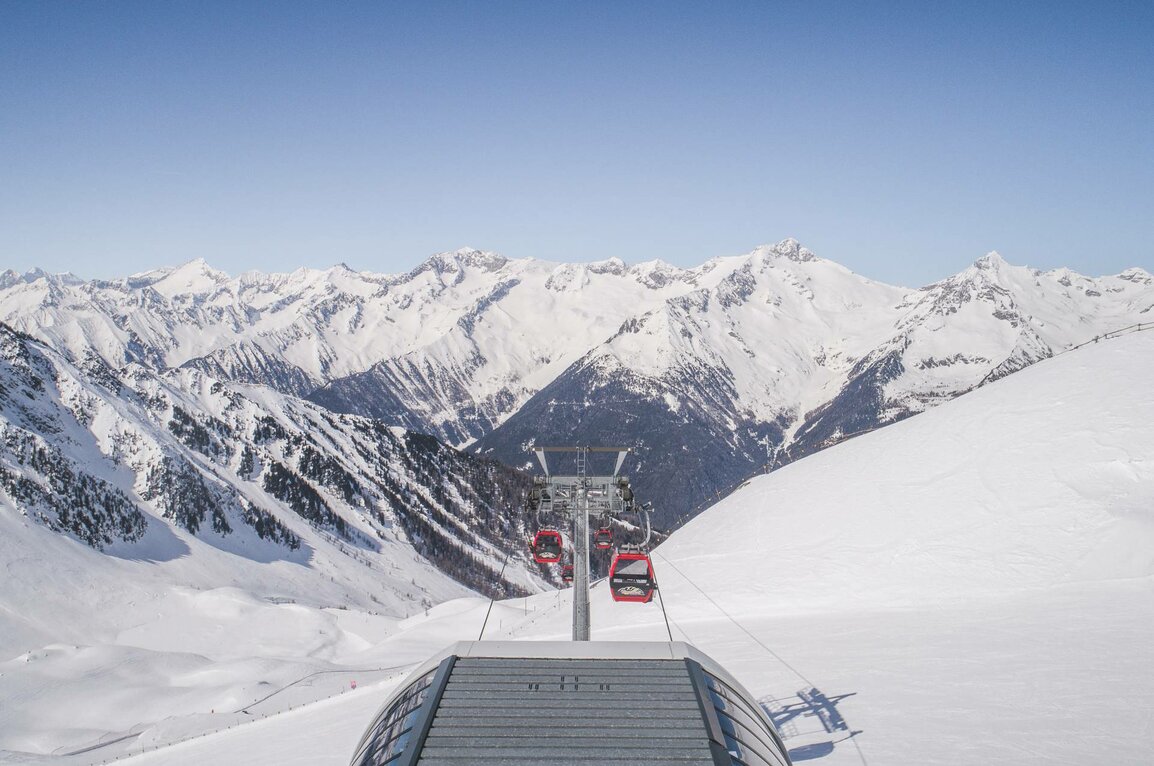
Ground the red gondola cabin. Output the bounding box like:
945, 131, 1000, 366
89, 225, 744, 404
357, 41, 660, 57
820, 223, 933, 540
593, 527, 613, 549
608, 551, 656, 603
531, 529, 563, 563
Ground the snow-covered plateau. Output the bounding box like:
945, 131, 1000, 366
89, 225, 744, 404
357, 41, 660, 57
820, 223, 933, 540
1, 324, 1151, 764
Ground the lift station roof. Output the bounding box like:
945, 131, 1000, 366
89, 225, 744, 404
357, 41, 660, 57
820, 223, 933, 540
349, 641, 792, 766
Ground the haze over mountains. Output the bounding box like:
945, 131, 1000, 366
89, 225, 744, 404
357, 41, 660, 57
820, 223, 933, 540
3, 240, 1151, 527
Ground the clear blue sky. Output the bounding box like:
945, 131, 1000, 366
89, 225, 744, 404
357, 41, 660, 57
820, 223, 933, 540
1, 1, 1151, 286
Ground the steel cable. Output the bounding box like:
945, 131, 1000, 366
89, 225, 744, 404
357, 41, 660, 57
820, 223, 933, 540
476, 551, 513, 640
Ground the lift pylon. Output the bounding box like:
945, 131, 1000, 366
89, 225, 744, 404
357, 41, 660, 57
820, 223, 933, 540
527, 446, 636, 641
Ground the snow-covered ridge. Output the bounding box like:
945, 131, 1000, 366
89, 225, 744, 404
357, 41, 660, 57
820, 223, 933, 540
3, 243, 1152, 525
0, 324, 546, 654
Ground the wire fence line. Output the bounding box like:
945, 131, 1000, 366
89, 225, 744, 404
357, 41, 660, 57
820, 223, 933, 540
977, 321, 1152, 387
60, 662, 418, 763
233, 662, 418, 715
1058, 320, 1151, 353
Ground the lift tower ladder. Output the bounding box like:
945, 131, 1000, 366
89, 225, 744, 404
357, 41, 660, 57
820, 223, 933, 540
531, 446, 633, 641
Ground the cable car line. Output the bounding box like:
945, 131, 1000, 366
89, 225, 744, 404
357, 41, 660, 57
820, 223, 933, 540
476, 551, 512, 641
653, 565, 675, 642
349, 444, 811, 766
652, 550, 815, 688
850, 730, 872, 766
517, 445, 868, 763
654, 550, 872, 766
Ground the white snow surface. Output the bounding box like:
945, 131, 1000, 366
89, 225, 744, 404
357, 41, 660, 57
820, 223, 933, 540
664, 328, 1154, 610
2, 331, 1153, 764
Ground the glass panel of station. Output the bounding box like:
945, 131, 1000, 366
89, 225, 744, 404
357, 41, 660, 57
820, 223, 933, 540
702, 671, 791, 766
349, 668, 437, 766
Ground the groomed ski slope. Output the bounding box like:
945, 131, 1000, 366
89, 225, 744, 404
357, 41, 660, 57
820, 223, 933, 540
6, 330, 1153, 765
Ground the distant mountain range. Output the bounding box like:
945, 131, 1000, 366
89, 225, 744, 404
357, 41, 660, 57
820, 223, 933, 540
3, 240, 1151, 532
6, 242, 1144, 530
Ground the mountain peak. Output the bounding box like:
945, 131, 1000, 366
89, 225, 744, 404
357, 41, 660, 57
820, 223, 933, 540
0, 267, 84, 287
149, 258, 231, 296
756, 238, 817, 263
974, 251, 1008, 270
938, 251, 1016, 290
629, 259, 687, 289
1118, 267, 1153, 284
425, 248, 509, 275
588, 257, 627, 276
172, 257, 228, 276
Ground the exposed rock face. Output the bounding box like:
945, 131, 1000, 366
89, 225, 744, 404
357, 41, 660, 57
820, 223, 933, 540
0, 324, 539, 599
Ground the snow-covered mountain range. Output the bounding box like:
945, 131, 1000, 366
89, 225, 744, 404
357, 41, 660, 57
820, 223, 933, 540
4, 240, 1150, 526
0, 323, 543, 648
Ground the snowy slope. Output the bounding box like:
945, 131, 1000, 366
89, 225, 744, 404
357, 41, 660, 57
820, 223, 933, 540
36, 328, 1152, 766
660, 328, 1154, 610
0, 324, 549, 658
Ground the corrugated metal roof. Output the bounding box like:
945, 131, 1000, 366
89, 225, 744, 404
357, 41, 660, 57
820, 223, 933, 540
349, 642, 792, 766
417, 657, 716, 765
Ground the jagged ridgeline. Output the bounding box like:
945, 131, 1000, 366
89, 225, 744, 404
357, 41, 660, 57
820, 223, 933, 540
3, 245, 1152, 531
0, 324, 535, 600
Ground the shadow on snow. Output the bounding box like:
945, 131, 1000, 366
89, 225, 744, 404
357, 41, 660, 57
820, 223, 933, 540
760, 686, 862, 762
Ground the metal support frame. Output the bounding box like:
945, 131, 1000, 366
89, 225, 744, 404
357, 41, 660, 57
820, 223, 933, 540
529, 446, 633, 641
573, 464, 590, 641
